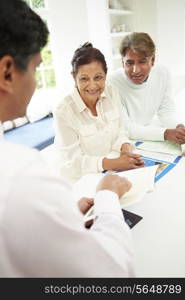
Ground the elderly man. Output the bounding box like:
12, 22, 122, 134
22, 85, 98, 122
109, 32, 185, 145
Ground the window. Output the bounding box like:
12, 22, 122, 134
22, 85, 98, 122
36, 38, 56, 89
24, 0, 56, 90
23, 0, 58, 125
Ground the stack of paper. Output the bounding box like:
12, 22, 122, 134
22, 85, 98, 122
73, 165, 158, 208
136, 140, 182, 155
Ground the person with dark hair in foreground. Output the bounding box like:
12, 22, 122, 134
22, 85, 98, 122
0, 0, 135, 277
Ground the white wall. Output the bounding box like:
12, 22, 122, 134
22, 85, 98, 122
132, 0, 157, 43
86, 0, 112, 70
156, 0, 185, 75
132, 0, 185, 76
47, 0, 89, 94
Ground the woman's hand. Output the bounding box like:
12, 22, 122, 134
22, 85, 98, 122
103, 153, 144, 171
116, 153, 144, 171
120, 143, 135, 155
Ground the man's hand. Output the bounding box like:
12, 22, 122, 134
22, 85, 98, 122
176, 124, 185, 129
96, 174, 132, 198
78, 197, 94, 214
164, 128, 185, 144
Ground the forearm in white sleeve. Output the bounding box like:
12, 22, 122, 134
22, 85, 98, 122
157, 68, 178, 128
128, 122, 166, 141
157, 96, 178, 129
8, 167, 135, 277
55, 140, 105, 182
112, 126, 131, 152
89, 190, 135, 277
120, 105, 166, 141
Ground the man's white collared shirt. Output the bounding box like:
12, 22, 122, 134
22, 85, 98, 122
0, 123, 134, 277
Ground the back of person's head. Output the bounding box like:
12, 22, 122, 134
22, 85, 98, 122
0, 0, 49, 71
120, 32, 156, 58
71, 42, 108, 75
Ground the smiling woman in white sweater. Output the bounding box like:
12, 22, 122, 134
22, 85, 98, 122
109, 32, 185, 144
53, 43, 144, 183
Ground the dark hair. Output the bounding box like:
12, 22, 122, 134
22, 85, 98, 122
0, 0, 49, 71
120, 32, 155, 58
71, 42, 108, 75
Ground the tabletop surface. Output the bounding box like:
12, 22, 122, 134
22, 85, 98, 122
128, 157, 185, 277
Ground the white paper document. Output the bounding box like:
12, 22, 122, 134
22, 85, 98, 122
136, 140, 182, 156
73, 165, 158, 208
135, 149, 177, 163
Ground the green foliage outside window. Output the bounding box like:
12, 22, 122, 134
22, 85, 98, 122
32, 0, 45, 9
23, 0, 56, 90
35, 45, 56, 89
35, 71, 43, 89
42, 47, 53, 67
44, 69, 56, 88
23, 0, 45, 9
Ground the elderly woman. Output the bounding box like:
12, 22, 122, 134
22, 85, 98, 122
53, 43, 143, 183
